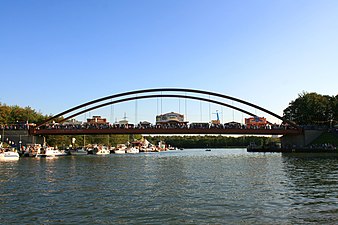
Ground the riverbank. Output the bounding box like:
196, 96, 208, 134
247, 144, 337, 153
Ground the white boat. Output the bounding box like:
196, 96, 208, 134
114, 149, 126, 154
126, 147, 139, 154
36, 147, 68, 158
96, 147, 110, 155
0, 149, 20, 160
114, 144, 127, 154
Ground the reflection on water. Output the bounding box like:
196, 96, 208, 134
0, 149, 337, 224
282, 153, 338, 223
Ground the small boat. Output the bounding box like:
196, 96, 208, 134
205, 149, 211, 151
152, 148, 161, 152
140, 147, 154, 152
0, 149, 20, 160
126, 147, 139, 154
114, 149, 126, 154
71, 148, 88, 155
96, 147, 110, 155
114, 144, 127, 154
36, 147, 68, 158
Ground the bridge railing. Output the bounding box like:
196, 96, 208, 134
29, 122, 302, 136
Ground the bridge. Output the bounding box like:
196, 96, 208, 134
26, 88, 310, 146
31, 127, 301, 136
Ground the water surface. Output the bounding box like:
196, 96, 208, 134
1, 149, 337, 224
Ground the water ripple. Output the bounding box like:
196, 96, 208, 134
0, 149, 337, 224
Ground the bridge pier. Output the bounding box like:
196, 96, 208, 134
281, 130, 324, 147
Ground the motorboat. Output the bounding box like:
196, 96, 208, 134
126, 147, 139, 154
36, 147, 68, 158
71, 148, 88, 155
140, 147, 154, 152
114, 144, 126, 154
0, 149, 20, 160
114, 148, 126, 154
96, 147, 110, 155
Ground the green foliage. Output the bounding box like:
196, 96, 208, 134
0, 103, 49, 124
283, 92, 337, 126
146, 135, 278, 148
46, 134, 278, 149
45, 134, 139, 148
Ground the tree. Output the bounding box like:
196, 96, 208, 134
283, 92, 337, 126
0, 103, 11, 124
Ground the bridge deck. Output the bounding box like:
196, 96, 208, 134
31, 128, 302, 135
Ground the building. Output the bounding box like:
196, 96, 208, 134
156, 112, 188, 126
86, 116, 108, 125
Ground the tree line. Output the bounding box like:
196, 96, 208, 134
0, 103, 49, 125
147, 135, 278, 148
283, 92, 338, 127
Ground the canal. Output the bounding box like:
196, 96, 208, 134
1, 149, 337, 224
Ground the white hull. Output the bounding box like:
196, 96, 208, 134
96, 149, 110, 155
126, 147, 139, 154
0, 151, 20, 160
114, 149, 126, 154
36, 148, 68, 158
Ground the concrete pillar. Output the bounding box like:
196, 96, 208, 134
281, 130, 324, 147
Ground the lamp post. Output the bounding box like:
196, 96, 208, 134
2, 126, 4, 143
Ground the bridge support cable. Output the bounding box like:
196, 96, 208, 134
55, 94, 259, 125
185, 92, 187, 122
200, 100, 202, 122
35, 88, 300, 129
178, 98, 181, 114
209, 95, 211, 122
135, 94, 138, 125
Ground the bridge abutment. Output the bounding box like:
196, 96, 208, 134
1, 130, 44, 147
281, 130, 324, 147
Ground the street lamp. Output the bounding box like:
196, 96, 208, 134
2, 126, 4, 143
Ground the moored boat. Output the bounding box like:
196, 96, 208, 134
70, 148, 88, 155
126, 147, 139, 154
96, 146, 110, 155
114, 149, 126, 154
36, 147, 69, 158
114, 144, 127, 154
0, 149, 20, 160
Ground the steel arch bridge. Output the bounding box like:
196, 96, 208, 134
30, 88, 302, 136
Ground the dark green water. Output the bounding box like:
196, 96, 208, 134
1, 149, 337, 224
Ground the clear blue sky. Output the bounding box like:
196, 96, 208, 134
1, 0, 337, 124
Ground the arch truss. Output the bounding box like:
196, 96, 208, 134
34, 88, 299, 131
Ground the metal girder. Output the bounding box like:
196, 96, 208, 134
35, 88, 300, 130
